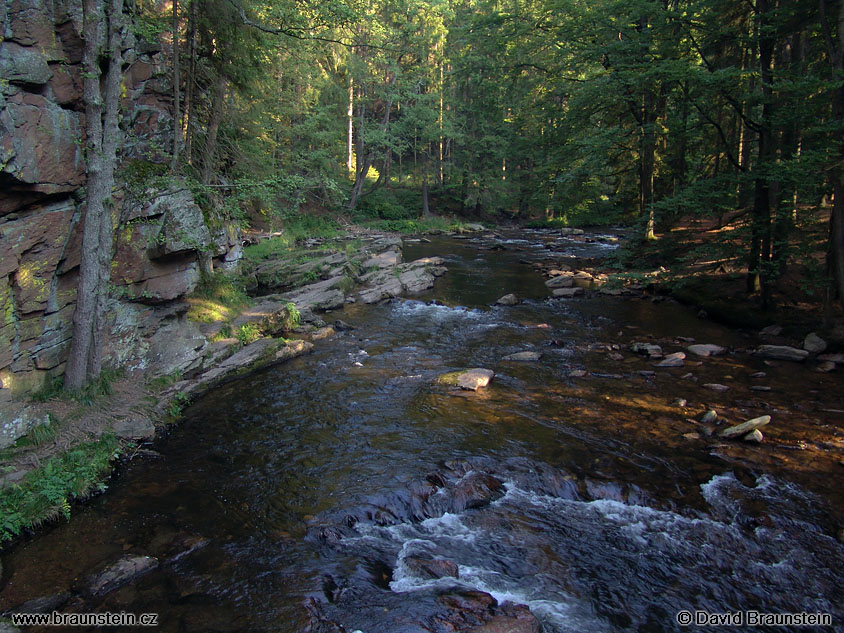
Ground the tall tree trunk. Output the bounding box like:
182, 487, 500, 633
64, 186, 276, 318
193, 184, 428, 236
66, 0, 125, 390
201, 74, 227, 186
422, 167, 430, 217
641, 92, 657, 241
821, 0, 844, 307
347, 74, 354, 177
169, 0, 181, 173
747, 0, 775, 299
184, 0, 196, 165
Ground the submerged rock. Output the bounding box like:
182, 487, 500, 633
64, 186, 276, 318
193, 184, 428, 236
703, 383, 730, 392
86, 555, 158, 597
438, 369, 495, 391
502, 351, 542, 362
14, 592, 71, 614
718, 415, 771, 439
496, 293, 518, 306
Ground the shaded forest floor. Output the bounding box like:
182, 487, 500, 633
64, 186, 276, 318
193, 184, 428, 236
612, 209, 844, 346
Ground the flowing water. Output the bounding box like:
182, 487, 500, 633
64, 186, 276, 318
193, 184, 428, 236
2, 230, 843, 632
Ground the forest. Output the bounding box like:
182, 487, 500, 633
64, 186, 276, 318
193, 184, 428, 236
140, 0, 844, 299
3, 2, 844, 629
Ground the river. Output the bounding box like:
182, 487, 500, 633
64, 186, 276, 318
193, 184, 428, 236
1, 230, 842, 632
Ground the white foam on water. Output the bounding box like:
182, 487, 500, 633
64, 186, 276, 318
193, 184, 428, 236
391, 300, 486, 322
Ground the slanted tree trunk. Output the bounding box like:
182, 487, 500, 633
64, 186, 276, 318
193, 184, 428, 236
66, 0, 125, 390
201, 74, 227, 185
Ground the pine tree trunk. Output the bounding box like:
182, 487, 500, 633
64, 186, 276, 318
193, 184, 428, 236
66, 0, 124, 390
170, 0, 181, 173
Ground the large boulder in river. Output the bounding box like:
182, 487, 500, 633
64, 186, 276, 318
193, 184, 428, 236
438, 368, 494, 391
803, 333, 827, 354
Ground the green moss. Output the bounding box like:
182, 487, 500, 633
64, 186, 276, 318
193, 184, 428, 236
436, 371, 463, 386
0, 433, 121, 544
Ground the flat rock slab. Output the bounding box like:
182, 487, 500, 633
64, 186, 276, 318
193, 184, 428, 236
754, 345, 809, 362
86, 556, 158, 597
687, 344, 726, 357
553, 287, 584, 298
113, 414, 155, 441
545, 275, 574, 289
503, 351, 542, 362
718, 415, 771, 439
438, 368, 494, 391
363, 250, 402, 269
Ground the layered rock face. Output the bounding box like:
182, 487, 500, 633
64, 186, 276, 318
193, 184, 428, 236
0, 1, 239, 446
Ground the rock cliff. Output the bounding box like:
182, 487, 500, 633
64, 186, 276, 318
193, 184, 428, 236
0, 1, 239, 447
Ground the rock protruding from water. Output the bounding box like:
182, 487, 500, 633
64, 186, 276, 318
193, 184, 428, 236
718, 415, 771, 439
700, 410, 718, 424
404, 556, 459, 580
545, 274, 574, 289
631, 342, 663, 358
754, 345, 810, 362
436, 592, 541, 633
803, 333, 827, 354
85, 556, 158, 597
657, 352, 685, 367
438, 369, 495, 391
502, 351, 542, 362
743, 429, 764, 442
496, 294, 518, 306
687, 344, 726, 357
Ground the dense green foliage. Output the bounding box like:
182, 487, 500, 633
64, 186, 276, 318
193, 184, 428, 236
146, 0, 843, 307
0, 434, 120, 543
